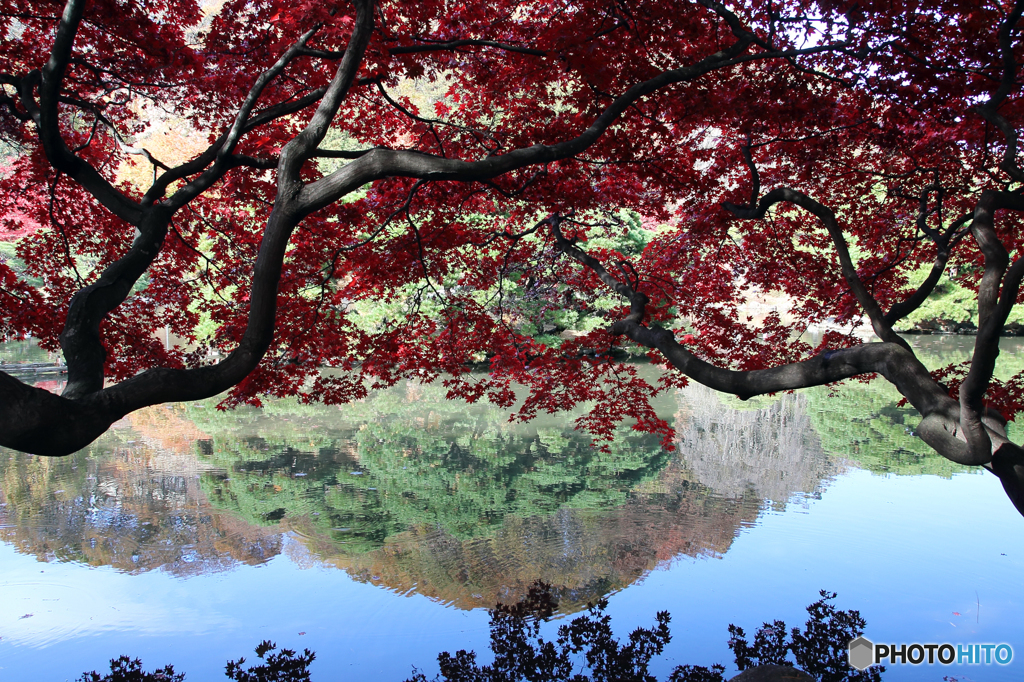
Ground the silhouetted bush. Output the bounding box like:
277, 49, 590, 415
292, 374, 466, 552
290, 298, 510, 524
225, 640, 316, 682
406, 581, 673, 682
728, 591, 883, 682
78, 585, 881, 681
406, 584, 883, 682
78, 643, 314, 682
77, 656, 184, 682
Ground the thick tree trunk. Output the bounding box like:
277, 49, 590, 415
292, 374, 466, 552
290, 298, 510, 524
0, 371, 117, 456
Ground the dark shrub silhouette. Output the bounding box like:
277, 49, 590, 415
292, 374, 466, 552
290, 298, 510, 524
78, 585, 881, 681
77, 656, 183, 682
225, 640, 316, 682
406, 584, 882, 682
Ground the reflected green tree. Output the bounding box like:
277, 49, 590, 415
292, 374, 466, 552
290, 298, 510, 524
0, 364, 842, 609
184, 377, 831, 610
189, 381, 673, 555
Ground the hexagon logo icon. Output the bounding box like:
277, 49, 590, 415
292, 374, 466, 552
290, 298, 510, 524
848, 636, 875, 670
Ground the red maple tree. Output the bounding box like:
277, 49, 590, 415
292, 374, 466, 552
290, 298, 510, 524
2, 0, 1024, 515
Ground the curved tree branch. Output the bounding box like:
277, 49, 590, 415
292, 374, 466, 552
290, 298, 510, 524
975, 0, 1024, 184
32, 0, 142, 225
296, 31, 796, 214
141, 87, 331, 206
0, 370, 114, 457
388, 38, 547, 57
550, 218, 1011, 469
47, 4, 364, 399
884, 197, 973, 326
883, 250, 949, 325
60, 207, 173, 398
161, 25, 324, 211
958, 190, 1024, 458
65, 0, 380, 417
725, 187, 911, 350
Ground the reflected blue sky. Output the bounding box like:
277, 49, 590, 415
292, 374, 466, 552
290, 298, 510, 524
1, 468, 1021, 681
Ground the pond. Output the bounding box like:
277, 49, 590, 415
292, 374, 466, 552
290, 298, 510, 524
0, 336, 1022, 681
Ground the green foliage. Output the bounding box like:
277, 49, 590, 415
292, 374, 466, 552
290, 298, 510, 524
899, 266, 979, 328
506, 210, 664, 348
0, 240, 44, 289
336, 208, 664, 347
802, 336, 1024, 474
895, 263, 1024, 329
187, 383, 671, 554
803, 381, 970, 477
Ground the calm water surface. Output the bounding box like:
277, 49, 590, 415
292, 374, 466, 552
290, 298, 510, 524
0, 336, 1022, 681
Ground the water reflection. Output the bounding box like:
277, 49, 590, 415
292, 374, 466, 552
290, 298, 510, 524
676, 385, 836, 506
0, 374, 850, 611
292, 470, 764, 610
0, 408, 281, 576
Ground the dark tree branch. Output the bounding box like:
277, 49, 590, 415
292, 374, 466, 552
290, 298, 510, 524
298, 28, 841, 214
297, 47, 345, 59
975, 0, 1024, 183
549, 211, 1007, 469
739, 135, 760, 208
884, 191, 971, 326
374, 80, 499, 154
548, 213, 647, 324
18, 0, 158, 397
59, 207, 173, 398
388, 38, 547, 57
914, 182, 943, 241
0, 74, 31, 121
32, 0, 142, 225
63, 0, 382, 419
161, 25, 324, 211
0, 370, 115, 457
48, 6, 322, 397
958, 191, 1024, 459
725, 187, 911, 350
229, 154, 279, 170
283, 0, 376, 169
312, 147, 375, 159
696, 0, 770, 49
883, 251, 949, 325
142, 87, 329, 206
971, 193, 1021, 327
